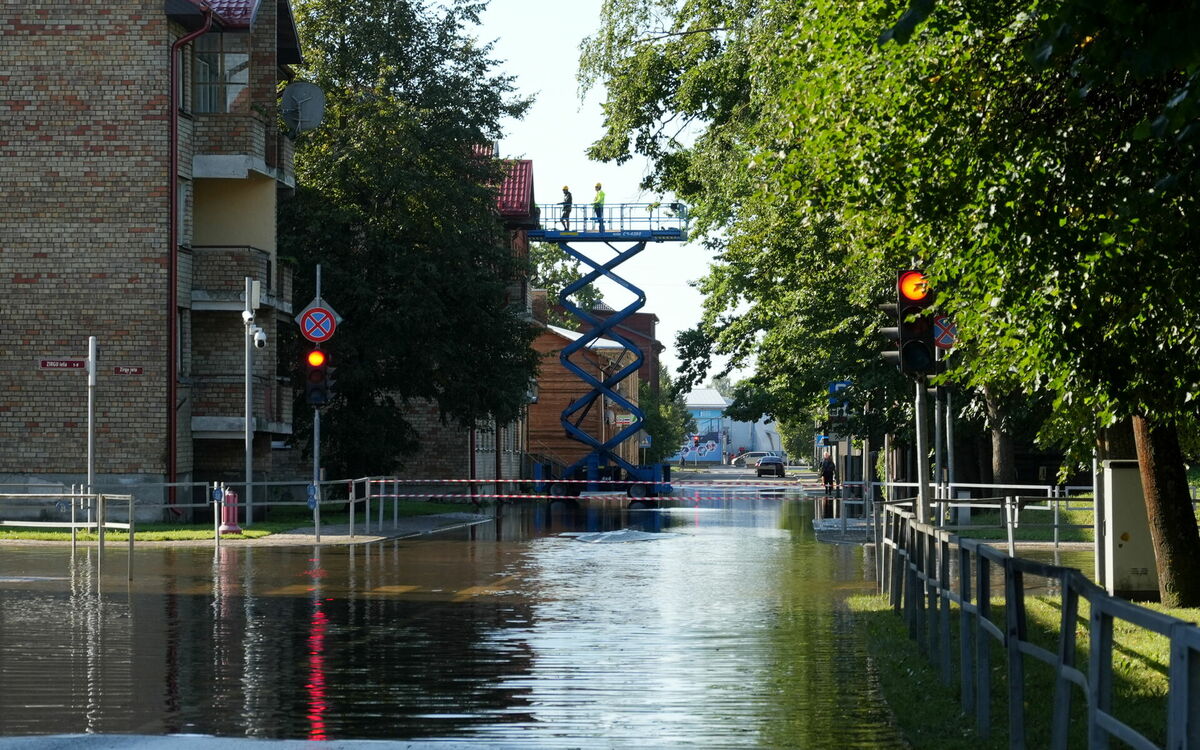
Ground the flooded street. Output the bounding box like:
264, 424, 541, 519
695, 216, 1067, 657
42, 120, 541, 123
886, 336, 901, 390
0, 489, 905, 747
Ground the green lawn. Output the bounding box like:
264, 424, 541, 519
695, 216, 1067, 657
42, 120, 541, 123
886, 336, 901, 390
0, 499, 471, 542
954, 503, 1095, 543
848, 592, 1199, 748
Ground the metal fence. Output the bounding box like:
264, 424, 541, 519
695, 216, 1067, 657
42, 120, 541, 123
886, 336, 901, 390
879, 501, 1200, 749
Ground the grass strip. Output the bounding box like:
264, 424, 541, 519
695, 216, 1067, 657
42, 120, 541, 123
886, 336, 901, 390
955, 505, 1094, 543
0, 499, 470, 542
848, 592, 1199, 749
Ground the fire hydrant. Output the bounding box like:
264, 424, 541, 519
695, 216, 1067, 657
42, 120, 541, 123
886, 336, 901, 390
218, 489, 242, 535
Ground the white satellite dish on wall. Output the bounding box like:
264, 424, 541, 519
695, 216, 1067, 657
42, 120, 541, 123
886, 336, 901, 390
281, 81, 325, 133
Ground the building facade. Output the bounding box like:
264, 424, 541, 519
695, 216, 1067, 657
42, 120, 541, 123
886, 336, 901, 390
670, 388, 783, 464
0, 0, 302, 512
526, 324, 640, 472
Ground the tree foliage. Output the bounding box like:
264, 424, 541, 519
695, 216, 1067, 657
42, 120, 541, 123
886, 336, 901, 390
639, 364, 695, 464
583, 0, 1200, 603
280, 0, 539, 477
529, 241, 605, 328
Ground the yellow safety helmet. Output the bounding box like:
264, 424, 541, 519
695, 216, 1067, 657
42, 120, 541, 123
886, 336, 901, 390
595, 182, 602, 189
563, 185, 569, 191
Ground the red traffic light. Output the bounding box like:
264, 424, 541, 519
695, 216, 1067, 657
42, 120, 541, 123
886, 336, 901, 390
898, 270, 928, 303
306, 349, 327, 367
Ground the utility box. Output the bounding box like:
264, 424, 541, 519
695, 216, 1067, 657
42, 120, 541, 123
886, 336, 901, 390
1101, 459, 1159, 601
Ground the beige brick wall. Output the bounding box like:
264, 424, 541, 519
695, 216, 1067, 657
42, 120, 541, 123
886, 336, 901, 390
0, 2, 171, 476
0, 3, 296, 490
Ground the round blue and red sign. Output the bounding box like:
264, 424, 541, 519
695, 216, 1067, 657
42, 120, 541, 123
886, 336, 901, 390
300, 307, 337, 343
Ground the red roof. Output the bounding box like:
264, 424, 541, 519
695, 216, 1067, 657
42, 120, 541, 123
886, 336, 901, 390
206, 0, 302, 64
498, 159, 534, 219
208, 0, 256, 25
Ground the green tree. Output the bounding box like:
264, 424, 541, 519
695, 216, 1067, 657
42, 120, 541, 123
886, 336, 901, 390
529, 241, 604, 329
280, 0, 539, 478
583, 0, 1200, 603
639, 364, 695, 464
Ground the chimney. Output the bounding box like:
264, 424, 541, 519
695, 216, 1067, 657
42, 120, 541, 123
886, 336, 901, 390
531, 289, 549, 323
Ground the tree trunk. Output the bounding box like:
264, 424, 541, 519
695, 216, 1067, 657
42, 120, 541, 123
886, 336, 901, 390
1131, 416, 1200, 607
984, 386, 1017, 487
1098, 417, 1137, 461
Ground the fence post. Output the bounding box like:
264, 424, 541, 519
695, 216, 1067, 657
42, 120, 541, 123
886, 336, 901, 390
71, 485, 78, 551
926, 531, 937, 658
97, 492, 105, 554
939, 533, 952, 684
364, 477, 372, 535
348, 479, 355, 538
1005, 558, 1027, 749
1050, 574, 1079, 750
314, 481, 322, 544
1165, 622, 1200, 749
1087, 602, 1114, 750
976, 554, 992, 738
1006, 496, 1016, 557
959, 544, 974, 714
127, 493, 135, 581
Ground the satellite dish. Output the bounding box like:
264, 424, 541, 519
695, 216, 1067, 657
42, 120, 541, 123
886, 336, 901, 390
281, 82, 325, 134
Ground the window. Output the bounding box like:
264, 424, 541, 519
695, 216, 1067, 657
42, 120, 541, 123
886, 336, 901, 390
193, 33, 250, 113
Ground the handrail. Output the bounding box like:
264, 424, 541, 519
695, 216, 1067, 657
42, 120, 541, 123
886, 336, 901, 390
879, 503, 1200, 747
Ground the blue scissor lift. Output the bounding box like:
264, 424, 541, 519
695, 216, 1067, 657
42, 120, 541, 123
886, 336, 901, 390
529, 202, 689, 498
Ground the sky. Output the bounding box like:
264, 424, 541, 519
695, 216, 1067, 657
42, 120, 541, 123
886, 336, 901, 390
476, 0, 740, 384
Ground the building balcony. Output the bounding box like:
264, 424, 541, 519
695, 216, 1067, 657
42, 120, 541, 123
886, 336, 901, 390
189, 246, 292, 314
192, 114, 295, 189
190, 378, 293, 440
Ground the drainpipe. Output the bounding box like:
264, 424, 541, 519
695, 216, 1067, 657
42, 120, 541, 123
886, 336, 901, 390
167, 3, 213, 507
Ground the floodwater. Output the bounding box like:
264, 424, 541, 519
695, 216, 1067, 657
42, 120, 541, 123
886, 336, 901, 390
0, 487, 906, 747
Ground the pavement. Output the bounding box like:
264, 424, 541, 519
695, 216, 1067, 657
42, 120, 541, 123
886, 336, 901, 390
0, 512, 495, 549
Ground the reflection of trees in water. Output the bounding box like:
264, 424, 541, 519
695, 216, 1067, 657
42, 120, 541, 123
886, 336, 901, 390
760, 508, 903, 748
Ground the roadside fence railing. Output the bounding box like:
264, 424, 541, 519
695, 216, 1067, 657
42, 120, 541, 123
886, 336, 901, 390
879, 501, 1200, 749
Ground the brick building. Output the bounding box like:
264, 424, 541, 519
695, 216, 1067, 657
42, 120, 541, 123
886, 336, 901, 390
526, 324, 640, 471
0, 0, 302, 512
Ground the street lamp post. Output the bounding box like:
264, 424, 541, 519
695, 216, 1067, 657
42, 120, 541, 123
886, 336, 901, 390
242, 277, 263, 527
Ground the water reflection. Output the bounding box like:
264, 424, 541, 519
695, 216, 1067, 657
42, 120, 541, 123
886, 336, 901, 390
0, 491, 904, 747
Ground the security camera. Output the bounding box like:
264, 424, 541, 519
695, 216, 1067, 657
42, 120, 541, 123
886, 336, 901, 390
253, 328, 268, 349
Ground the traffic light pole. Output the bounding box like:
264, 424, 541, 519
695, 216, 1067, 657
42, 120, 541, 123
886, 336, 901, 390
312, 265, 323, 535
914, 377, 932, 523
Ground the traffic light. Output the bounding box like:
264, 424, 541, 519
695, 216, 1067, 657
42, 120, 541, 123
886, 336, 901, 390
692, 434, 700, 446
878, 270, 937, 376
305, 348, 334, 406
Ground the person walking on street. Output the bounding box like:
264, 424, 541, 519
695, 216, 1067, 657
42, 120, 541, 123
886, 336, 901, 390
560, 186, 572, 230
593, 182, 605, 231
819, 453, 837, 495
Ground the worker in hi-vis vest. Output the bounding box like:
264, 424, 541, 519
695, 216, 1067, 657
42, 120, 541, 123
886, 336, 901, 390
593, 182, 605, 231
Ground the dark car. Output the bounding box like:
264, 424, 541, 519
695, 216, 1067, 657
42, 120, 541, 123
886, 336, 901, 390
755, 455, 785, 477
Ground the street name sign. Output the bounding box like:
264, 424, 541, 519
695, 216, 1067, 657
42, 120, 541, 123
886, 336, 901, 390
40, 359, 85, 370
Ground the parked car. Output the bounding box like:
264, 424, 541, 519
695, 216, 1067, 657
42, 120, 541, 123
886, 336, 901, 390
755, 455, 786, 477
732, 450, 779, 467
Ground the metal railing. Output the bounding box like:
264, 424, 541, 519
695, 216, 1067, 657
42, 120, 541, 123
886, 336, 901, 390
533, 201, 689, 236
0, 489, 136, 576
879, 501, 1200, 748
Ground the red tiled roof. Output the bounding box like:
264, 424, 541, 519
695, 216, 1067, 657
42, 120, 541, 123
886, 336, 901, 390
204, 0, 302, 65
498, 159, 534, 219
207, 0, 256, 26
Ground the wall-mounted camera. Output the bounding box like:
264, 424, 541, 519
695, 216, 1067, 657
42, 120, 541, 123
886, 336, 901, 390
252, 327, 268, 349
